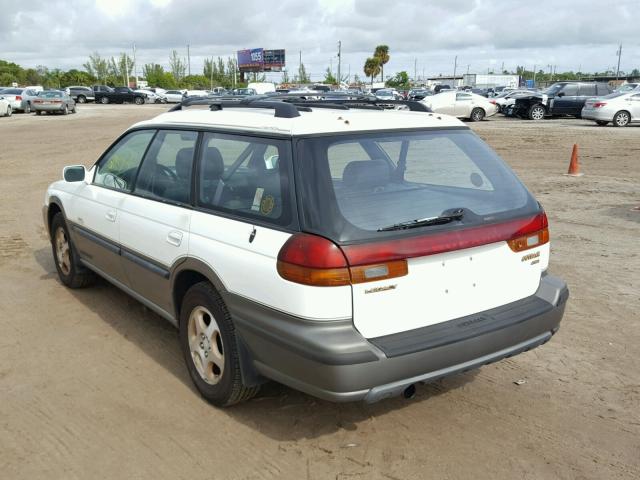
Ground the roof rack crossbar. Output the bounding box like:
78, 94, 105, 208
169, 97, 302, 118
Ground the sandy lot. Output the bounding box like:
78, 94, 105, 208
0, 104, 638, 480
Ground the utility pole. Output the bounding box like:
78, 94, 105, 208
466, 64, 470, 74
299, 50, 302, 83
187, 44, 191, 77
453, 55, 458, 81
124, 54, 128, 86
337, 40, 341, 87
210, 56, 214, 91
132, 43, 136, 87
414, 58, 417, 83
533, 64, 537, 85
616, 44, 622, 80
501, 61, 504, 73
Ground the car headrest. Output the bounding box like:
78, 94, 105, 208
202, 146, 224, 181
342, 160, 391, 188
175, 148, 194, 180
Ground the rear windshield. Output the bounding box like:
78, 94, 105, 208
297, 129, 539, 243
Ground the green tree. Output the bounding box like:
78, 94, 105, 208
297, 62, 310, 83
169, 50, 186, 82
374, 45, 390, 82
364, 57, 381, 86
631, 68, 640, 77
324, 67, 337, 85
60, 69, 95, 87
83, 52, 109, 83
386, 71, 410, 89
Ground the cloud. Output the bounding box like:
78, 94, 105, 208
0, 0, 638, 80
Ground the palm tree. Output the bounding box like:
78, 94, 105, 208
364, 57, 381, 86
374, 45, 390, 82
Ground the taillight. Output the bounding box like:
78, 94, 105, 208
506, 212, 549, 252
16, 95, 22, 101
278, 213, 549, 287
277, 234, 408, 287
489, 100, 496, 104
593, 102, 607, 108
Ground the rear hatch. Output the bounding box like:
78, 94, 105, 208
297, 128, 548, 338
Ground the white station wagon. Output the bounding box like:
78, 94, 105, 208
44, 98, 568, 406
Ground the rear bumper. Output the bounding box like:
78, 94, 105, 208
227, 274, 568, 403
34, 104, 67, 111
581, 109, 611, 121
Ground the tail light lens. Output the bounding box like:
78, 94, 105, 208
16, 95, 22, 101
507, 212, 549, 252
277, 234, 408, 287
278, 212, 549, 287
489, 100, 496, 104
593, 102, 607, 108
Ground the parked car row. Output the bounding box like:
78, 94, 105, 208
0, 87, 76, 117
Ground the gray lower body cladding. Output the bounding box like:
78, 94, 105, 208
226, 274, 568, 403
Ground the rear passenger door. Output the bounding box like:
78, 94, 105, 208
118, 130, 198, 314
576, 84, 597, 115
189, 133, 301, 315
629, 94, 640, 121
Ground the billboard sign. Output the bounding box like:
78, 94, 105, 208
238, 48, 285, 72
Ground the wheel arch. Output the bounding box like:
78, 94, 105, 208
171, 258, 227, 321
46, 196, 67, 234
171, 259, 264, 387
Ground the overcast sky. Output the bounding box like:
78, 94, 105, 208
1, 0, 638, 81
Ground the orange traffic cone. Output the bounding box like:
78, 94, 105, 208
564, 144, 583, 177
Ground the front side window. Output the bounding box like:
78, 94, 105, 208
94, 130, 155, 191
561, 84, 578, 96
298, 130, 537, 242
134, 130, 198, 204
197, 133, 293, 225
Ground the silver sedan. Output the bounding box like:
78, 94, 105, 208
582, 92, 640, 127
32, 90, 77, 115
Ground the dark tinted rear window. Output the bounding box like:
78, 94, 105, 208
297, 129, 539, 243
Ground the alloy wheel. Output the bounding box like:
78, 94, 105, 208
188, 306, 225, 385
54, 227, 71, 276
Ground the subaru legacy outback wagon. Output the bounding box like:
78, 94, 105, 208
44, 98, 568, 406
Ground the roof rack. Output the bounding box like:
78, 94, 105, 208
167, 93, 431, 117
265, 92, 432, 112
168, 96, 304, 118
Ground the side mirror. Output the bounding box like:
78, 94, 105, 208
63, 165, 86, 183
557, 92, 565, 97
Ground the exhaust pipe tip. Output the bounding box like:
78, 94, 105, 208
403, 384, 416, 399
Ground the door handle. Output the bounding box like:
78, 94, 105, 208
167, 230, 183, 247
105, 210, 117, 222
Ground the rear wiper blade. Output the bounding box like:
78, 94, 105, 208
377, 209, 464, 232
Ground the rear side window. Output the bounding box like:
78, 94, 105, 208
596, 84, 611, 95
298, 130, 538, 242
196, 133, 293, 226
134, 130, 198, 204
579, 85, 596, 96
94, 130, 155, 191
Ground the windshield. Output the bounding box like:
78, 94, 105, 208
298, 129, 538, 242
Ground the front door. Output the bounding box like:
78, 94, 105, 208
119, 130, 198, 313
67, 129, 155, 284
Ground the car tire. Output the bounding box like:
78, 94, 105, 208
6, 106, 11, 117
612, 110, 630, 127
134, 96, 144, 105
62, 105, 68, 115
528, 104, 546, 120
470, 107, 485, 122
179, 281, 259, 407
24, 103, 31, 114
35, 110, 41, 115
100, 97, 109, 104
596, 120, 608, 126
50, 213, 96, 289
77, 95, 86, 104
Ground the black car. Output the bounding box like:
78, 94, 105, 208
93, 86, 147, 105
509, 82, 612, 120
408, 89, 432, 100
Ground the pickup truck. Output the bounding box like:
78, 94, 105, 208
93, 86, 148, 105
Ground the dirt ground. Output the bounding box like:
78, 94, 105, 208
1, 104, 638, 480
